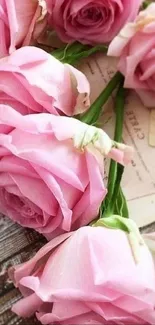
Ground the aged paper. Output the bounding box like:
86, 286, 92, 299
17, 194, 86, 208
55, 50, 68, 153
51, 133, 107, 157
79, 53, 155, 228
149, 109, 155, 147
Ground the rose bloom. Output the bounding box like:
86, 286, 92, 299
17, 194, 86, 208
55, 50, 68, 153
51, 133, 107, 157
9, 226, 155, 324
108, 3, 155, 107
0, 46, 90, 134
0, 106, 132, 239
0, 0, 47, 59
46, 0, 143, 45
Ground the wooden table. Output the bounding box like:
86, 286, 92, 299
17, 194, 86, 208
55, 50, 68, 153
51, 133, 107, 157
0, 214, 155, 325
0, 215, 46, 325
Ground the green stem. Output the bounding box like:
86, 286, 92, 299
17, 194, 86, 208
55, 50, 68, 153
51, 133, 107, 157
113, 85, 125, 142
80, 72, 123, 125
107, 83, 125, 201
102, 84, 127, 217
110, 164, 124, 213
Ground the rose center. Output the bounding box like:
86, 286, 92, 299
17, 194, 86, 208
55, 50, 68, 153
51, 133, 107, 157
84, 7, 102, 21
2, 189, 42, 221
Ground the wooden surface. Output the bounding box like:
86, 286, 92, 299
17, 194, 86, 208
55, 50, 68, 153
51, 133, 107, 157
0, 215, 46, 325
0, 214, 155, 325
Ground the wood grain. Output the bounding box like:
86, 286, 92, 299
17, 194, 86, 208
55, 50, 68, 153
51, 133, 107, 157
0, 215, 46, 325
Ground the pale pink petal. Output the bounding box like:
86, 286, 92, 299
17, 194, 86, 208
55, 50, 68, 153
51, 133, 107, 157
108, 22, 136, 57
108, 3, 155, 107
108, 144, 134, 165
0, 18, 9, 59
8, 232, 73, 285
0, 46, 90, 116
12, 293, 43, 317
72, 150, 106, 228
9, 227, 155, 323
9, 173, 58, 215
6, 0, 47, 53
32, 165, 73, 232
65, 64, 90, 114
0, 156, 38, 178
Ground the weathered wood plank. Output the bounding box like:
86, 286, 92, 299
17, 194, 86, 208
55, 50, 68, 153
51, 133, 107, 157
0, 215, 46, 325
0, 289, 41, 325
140, 222, 155, 234
0, 241, 46, 297
0, 216, 46, 263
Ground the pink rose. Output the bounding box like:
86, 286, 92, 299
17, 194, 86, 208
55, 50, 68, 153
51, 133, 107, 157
0, 106, 132, 239
9, 226, 155, 324
0, 0, 47, 58
108, 3, 155, 107
46, 0, 143, 45
0, 46, 90, 134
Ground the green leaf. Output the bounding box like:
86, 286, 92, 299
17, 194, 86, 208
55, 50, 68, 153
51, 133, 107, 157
66, 45, 107, 64
52, 42, 86, 61
114, 187, 129, 218
101, 163, 128, 219
142, 1, 151, 9
52, 42, 107, 65
92, 216, 130, 233
92, 216, 144, 264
